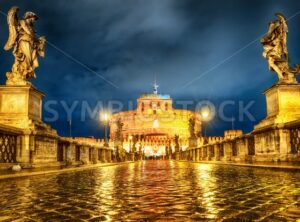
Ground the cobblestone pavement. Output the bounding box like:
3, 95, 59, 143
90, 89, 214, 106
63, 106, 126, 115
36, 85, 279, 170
0, 161, 300, 222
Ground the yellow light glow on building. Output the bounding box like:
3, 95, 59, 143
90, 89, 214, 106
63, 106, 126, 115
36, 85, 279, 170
109, 90, 201, 156
153, 119, 159, 128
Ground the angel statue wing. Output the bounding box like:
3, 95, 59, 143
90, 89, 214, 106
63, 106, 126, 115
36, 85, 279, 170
4, 6, 19, 51
276, 13, 289, 57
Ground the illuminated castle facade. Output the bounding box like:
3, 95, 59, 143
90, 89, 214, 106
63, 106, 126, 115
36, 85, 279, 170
109, 84, 201, 157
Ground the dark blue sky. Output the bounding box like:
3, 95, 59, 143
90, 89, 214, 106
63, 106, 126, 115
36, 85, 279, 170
0, 0, 300, 138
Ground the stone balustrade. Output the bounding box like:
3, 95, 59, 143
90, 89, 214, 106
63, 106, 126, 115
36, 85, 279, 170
58, 137, 114, 166
0, 125, 116, 170
0, 124, 22, 166
184, 120, 300, 163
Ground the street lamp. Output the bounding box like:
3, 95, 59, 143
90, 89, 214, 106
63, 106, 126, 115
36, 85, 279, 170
100, 111, 111, 145
201, 110, 209, 120
200, 107, 211, 138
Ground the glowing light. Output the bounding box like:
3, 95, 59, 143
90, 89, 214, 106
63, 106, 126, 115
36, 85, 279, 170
100, 111, 111, 122
202, 110, 209, 118
143, 145, 166, 157
153, 119, 159, 128
200, 107, 212, 121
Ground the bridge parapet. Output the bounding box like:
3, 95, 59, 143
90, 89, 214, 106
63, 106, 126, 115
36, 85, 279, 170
184, 120, 300, 162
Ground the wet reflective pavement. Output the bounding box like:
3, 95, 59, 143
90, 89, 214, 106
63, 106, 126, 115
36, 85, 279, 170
0, 161, 300, 222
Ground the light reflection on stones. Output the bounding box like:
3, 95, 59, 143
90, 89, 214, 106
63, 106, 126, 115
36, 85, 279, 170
0, 161, 300, 221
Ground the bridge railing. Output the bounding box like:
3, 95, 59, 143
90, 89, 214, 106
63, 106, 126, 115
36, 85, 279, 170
184, 119, 300, 162
285, 120, 300, 155
0, 124, 23, 166
0, 124, 117, 170
57, 137, 115, 166
0, 130, 17, 163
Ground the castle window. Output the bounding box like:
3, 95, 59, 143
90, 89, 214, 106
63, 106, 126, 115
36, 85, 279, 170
152, 102, 157, 109
165, 103, 168, 111
141, 102, 144, 112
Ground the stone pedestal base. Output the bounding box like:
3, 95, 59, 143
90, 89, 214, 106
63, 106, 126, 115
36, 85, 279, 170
255, 83, 300, 129
0, 85, 58, 166
0, 85, 44, 129
253, 83, 300, 161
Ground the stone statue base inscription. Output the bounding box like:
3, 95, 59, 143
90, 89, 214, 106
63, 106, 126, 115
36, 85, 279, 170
255, 83, 300, 129
0, 85, 44, 129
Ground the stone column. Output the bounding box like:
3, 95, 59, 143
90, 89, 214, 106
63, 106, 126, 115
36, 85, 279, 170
204, 147, 208, 160
224, 142, 232, 161
81, 146, 89, 164
91, 147, 97, 164
236, 139, 246, 161
98, 148, 102, 163
198, 147, 201, 160
69, 143, 76, 164
278, 128, 291, 160
20, 132, 36, 166
195, 149, 200, 161
207, 145, 212, 160
106, 150, 112, 162
130, 152, 135, 161
63, 143, 68, 163
15, 135, 23, 163
214, 144, 220, 161
101, 149, 107, 162
16, 133, 31, 165
192, 149, 196, 161
192, 149, 195, 161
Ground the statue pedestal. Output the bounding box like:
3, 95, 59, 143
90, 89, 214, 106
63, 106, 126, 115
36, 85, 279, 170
0, 85, 58, 166
0, 85, 44, 129
255, 83, 300, 129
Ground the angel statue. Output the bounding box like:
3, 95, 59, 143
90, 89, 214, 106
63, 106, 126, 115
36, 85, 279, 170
188, 117, 196, 139
261, 13, 299, 84
4, 6, 46, 86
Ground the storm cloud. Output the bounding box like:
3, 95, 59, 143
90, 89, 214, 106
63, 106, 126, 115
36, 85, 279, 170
0, 0, 300, 137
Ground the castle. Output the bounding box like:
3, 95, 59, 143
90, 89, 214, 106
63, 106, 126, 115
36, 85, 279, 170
109, 83, 201, 157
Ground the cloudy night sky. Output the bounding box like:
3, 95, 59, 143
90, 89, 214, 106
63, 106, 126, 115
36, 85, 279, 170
0, 0, 300, 138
